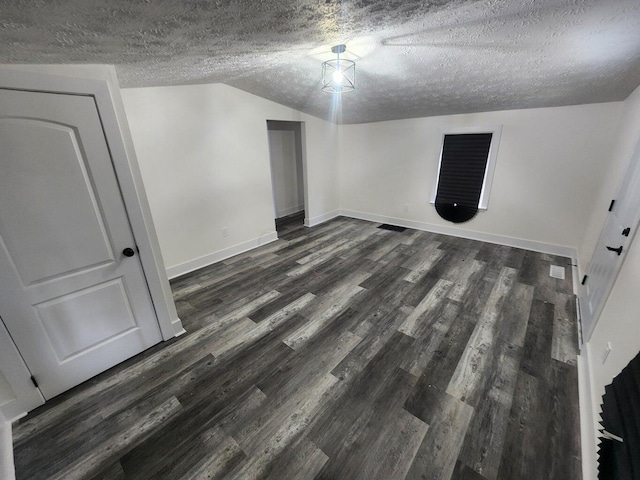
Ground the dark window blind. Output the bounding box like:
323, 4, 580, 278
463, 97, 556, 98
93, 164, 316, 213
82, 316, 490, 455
434, 133, 493, 223
436, 133, 493, 206
598, 350, 640, 480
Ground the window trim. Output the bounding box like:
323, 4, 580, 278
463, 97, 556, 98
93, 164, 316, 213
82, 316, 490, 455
430, 125, 503, 211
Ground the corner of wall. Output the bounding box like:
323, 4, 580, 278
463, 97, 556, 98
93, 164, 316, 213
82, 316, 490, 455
305, 210, 340, 228
0, 411, 15, 480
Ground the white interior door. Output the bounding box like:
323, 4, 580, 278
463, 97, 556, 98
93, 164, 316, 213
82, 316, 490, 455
580, 137, 640, 342
0, 89, 162, 400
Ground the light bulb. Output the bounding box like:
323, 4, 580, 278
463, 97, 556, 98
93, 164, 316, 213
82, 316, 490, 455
332, 70, 344, 85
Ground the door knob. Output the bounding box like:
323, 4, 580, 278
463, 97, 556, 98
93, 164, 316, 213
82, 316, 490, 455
606, 245, 623, 256
122, 247, 135, 257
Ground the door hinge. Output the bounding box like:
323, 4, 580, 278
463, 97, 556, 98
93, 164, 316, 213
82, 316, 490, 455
581, 275, 588, 285
608, 199, 616, 211
30, 376, 39, 388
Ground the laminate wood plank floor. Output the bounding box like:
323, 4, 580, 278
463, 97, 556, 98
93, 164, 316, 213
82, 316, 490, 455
12, 217, 582, 480
275, 211, 305, 237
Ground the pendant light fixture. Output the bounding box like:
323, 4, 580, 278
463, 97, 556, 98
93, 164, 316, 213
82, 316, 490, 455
322, 44, 355, 94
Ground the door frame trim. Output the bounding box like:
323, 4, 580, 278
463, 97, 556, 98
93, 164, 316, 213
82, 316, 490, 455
266, 120, 307, 224
0, 319, 44, 419
0, 65, 184, 419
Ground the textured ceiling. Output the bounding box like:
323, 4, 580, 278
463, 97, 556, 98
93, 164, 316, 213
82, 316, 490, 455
2, 0, 640, 124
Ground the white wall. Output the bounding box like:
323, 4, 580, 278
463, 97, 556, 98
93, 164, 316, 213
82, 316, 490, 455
121, 83, 338, 277
580, 84, 640, 478
588, 84, 640, 395
0, 373, 13, 408
300, 115, 340, 225
580, 86, 640, 272
126, 84, 621, 277
0, 369, 16, 480
0, 410, 15, 480
268, 129, 304, 218
339, 103, 622, 259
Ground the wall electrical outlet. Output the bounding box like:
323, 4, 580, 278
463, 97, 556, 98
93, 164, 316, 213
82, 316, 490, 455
222, 227, 228, 237
601, 341, 612, 364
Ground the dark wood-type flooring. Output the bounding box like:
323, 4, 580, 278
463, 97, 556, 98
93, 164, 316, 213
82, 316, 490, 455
275, 210, 305, 237
12, 217, 582, 480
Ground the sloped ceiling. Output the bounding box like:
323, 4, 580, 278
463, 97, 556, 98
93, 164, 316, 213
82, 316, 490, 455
1, 0, 640, 124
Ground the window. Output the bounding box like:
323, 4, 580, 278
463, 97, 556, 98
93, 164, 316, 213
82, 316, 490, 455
430, 125, 502, 223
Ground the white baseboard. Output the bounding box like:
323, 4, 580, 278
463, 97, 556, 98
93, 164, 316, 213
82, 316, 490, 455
166, 232, 279, 279
171, 317, 186, 337
578, 347, 598, 480
305, 210, 340, 228
339, 209, 578, 259
0, 412, 15, 480
276, 204, 304, 218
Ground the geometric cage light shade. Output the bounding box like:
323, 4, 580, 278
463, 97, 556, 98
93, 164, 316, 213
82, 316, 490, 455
321, 44, 355, 94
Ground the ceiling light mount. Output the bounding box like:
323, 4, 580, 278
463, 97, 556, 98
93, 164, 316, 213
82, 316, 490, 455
322, 44, 355, 94
331, 44, 346, 55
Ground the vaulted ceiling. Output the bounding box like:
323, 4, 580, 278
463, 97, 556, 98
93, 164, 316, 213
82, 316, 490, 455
2, 0, 640, 124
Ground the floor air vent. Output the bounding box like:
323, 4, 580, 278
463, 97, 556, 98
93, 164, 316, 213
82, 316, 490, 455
378, 224, 407, 232
550, 265, 566, 280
